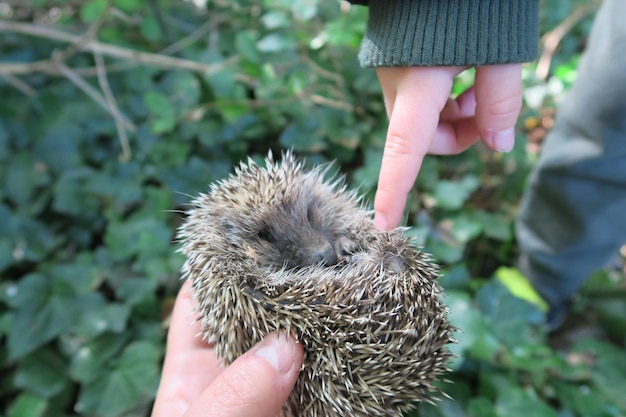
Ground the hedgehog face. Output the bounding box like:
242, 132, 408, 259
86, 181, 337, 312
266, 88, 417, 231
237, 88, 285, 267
222, 191, 356, 270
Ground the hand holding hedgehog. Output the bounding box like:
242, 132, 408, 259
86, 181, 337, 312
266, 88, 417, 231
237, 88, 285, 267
151, 280, 304, 417
166, 152, 454, 417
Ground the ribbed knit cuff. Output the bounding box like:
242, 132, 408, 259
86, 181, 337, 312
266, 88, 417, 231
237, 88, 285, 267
358, 0, 539, 67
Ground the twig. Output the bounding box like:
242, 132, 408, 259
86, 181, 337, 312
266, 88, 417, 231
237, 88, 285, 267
53, 51, 136, 132
0, 20, 239, 75
535, 1, 601, 80
93, 50, 132, 161
0, 73, 37, 97
159, 19, 214, 55
309, 94, 354, 112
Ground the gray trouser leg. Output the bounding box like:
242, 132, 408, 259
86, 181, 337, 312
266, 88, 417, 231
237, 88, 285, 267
516, 0, 626, 312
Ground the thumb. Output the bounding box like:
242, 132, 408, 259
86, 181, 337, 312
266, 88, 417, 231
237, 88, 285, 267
184, 331, 303, 417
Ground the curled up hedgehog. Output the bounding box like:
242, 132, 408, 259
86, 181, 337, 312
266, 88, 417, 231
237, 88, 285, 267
178, 151, 454, 417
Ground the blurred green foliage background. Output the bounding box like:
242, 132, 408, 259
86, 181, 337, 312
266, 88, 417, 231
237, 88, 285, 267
0, 1, 624, 416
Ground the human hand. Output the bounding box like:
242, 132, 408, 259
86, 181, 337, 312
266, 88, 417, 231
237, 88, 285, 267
151, 280, 304, 417
373, 64, 522, 230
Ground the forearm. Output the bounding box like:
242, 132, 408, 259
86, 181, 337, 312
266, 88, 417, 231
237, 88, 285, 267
353, 0, 539, 67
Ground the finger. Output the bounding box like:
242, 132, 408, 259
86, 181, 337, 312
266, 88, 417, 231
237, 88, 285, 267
475, 64, 522, 152
429, 87, 481, 154
184, 331, 304, 417
152, 281, 223, 417
374, 67, 458, 230
440, 86, 477, 121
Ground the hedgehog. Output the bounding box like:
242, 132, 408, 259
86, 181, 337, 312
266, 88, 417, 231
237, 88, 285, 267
178, 151, 454, 417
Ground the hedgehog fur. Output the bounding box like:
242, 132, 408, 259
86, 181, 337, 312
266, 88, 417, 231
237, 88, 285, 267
178, 151, 454, 417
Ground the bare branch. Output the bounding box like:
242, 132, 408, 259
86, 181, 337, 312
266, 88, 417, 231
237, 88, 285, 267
0, 73, 37, 97
0, 20, 239, 75
159, 19, 214, 56
53, 51, 136, 133
93, 50, 132, 161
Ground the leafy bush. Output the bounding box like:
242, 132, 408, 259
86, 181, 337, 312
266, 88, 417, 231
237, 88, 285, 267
1, 1, 624, 417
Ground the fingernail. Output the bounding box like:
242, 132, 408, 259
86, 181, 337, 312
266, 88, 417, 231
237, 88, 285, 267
374, 212, 388, 231
483, 128, 515, 152
255, 332, 297, 375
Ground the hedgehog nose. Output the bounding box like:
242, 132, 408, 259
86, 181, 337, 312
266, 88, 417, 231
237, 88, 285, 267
313, 244, 338, 266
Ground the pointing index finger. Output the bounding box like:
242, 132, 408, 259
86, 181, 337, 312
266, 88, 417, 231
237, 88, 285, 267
374, 67, 456, 230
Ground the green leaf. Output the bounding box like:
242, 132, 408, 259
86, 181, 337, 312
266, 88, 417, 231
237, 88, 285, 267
236, 30, 260, 63
573, 339, 626, 411
553, 381, 617, 417
279, 119, 326, 152
80, 0, 108, 22
115, 0, 144, 13
432, 175, 480, 210
53, 168, 102, 216
425, 236, 464, 264
76, 303, 131, 339
13, 348, 68, 398
140, 16, 163, 42
143, 91, 177, 134
495, 267, 549, 312
257, 33, 297, 52
448, 213, 482, 243
6, 274, 93, 359
467, 397, 497, 417
4, 153, 50, 206
475, 280, 545, 349
69, 333, 129, 384
445, 291, 500, 368
261, 10, 291, 29
6, 393, 47, 417
495, 387, 558, 417
206, 69, 237, 100
76, 341, 160, 417
105, 216, 172, 263
472, 210, 512, 241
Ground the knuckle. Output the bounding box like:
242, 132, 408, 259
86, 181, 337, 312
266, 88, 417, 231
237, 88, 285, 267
214, 366, 263, 409
383, 133, 415, 159
481, 91, 522, 122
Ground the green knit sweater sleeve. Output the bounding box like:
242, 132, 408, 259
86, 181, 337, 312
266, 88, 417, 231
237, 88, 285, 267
351, 0, 539, 67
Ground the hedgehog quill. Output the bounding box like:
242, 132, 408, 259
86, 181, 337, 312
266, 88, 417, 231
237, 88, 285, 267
178, 151, 454, 417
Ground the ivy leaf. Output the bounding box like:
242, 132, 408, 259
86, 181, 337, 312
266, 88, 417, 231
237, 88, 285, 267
279, 119, 326, 152
475, 280, 545, 349
75, 341, 160, 417
76, 303, 131, 339
472, 210, 512, 241
6, 274, 101, 359
13, 348, 68, 399
140, 16, 163, 42
432, 175, 480, 210
6, 393, 47, 417
69, 333, 129, 384
80, 0, 108, 22
143, 91, 176, 134
236, 30, 260, 63
495, 387, 558, 417
495, 267, 549, 312
257, 33, 297, 52
445, 291, 500, 369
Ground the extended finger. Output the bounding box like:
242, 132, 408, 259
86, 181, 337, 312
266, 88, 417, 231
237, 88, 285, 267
374, 67, 459, 230
184, 331, 304, 417
475, 64, 522, 152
